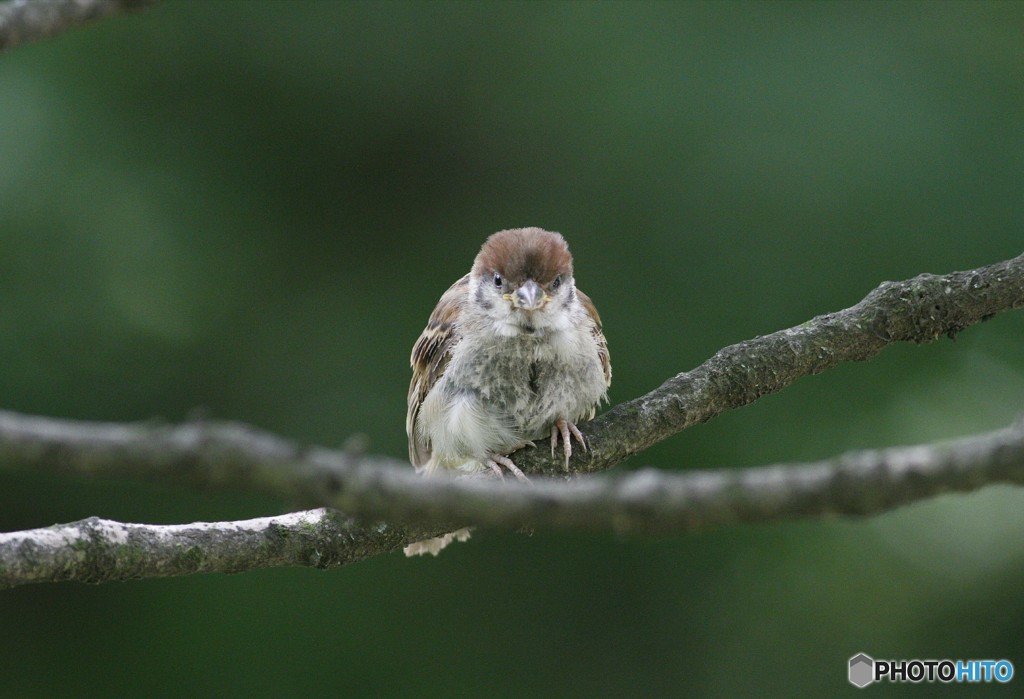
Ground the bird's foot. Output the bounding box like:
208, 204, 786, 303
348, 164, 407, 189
550, 418, 587, 470
484, 453, 531, 483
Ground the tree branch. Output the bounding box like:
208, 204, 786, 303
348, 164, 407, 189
0, 252, 1022, 587
514, 251, 1024, 475
0, 509, 447, 588
0, 0, 153, 52
0, 411, 409, 505
3, 420, 1023, 588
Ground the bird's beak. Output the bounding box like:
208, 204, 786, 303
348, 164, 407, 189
513, 280, 546, 311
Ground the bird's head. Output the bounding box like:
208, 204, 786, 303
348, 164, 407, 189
469, 227, 576, 336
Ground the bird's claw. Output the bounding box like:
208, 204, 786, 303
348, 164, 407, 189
484, 453, 532, 484
550, 419, 587, 470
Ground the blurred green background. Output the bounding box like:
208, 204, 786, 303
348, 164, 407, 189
2, 1, 1023, 696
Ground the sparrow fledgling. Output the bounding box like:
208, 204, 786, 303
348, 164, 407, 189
403, 228, 611, 555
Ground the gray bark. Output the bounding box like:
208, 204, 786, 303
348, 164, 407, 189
0, 252, 1022, 587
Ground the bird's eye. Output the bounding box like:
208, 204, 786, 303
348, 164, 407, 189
551, 276, 562, 291
493, 273, 503, 288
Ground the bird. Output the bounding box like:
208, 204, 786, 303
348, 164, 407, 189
404, 227, 611, 555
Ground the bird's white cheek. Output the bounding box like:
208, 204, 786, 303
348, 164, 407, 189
471, 295, 518, 337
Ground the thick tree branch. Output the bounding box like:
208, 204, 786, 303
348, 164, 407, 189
0, 0, 153, 52
3, 420, 1023, 588
0, 252, 1022, 587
